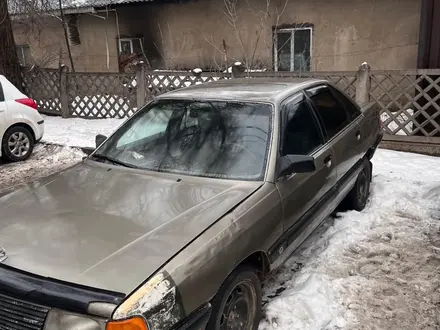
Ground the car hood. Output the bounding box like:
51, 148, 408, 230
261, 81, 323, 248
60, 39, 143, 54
0, 160, 261, 294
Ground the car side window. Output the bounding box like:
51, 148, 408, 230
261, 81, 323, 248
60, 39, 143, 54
329, 86, 361, 121
306, 85, 350, 139
281, 94, 324, 156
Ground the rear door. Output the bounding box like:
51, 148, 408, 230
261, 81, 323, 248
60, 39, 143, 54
276, 93, 337, 234
330, 85, 368, 159
305, 85, 362, 182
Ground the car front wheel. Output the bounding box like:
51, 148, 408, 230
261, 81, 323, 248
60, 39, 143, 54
207, 266, 262, 330
1, 126, 34, 162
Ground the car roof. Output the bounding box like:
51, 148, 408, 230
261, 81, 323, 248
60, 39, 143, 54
156, 77, 328, 104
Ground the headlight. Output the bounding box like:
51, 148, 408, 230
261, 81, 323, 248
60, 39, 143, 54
107, 271, 185, 330
43, 308, 106, 330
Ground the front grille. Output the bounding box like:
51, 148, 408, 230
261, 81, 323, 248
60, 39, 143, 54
0, 294, 49, 330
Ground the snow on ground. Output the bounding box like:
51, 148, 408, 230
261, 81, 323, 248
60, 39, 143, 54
41, 115, 124, 148
0, 144, 84, 195
260, 149, 440, 330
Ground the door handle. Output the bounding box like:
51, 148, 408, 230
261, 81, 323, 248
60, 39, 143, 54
324, 155, 332, 168
355, 131, 361, 140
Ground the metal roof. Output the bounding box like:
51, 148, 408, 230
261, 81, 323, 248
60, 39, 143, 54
9, 0, 154, 15
64, 0, 154, 8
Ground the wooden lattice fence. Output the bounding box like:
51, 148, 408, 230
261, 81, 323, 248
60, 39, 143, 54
369, 70, 440, 137
67, 73, 137, 118
20, 66, 440, 143
21, 67, 62, 116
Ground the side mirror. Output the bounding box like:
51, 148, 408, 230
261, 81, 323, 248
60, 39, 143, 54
95, 134, 107, 149
278, 155, 316, 178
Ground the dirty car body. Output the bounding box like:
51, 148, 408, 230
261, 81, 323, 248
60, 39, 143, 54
0, 79, 382, 330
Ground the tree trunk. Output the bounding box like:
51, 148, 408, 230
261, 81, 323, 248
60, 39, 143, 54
0, 0, 22, 89
59, 0, 75, 72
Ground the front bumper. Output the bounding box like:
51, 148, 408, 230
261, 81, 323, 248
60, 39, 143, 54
172, 303, 211, 330
0, 264, 124, 329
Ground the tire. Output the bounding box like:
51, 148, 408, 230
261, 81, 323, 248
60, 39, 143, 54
1, 126, 34, 162
343, 159, 371, 211
207, 266, 262, 330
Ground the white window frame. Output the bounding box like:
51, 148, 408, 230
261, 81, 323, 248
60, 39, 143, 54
274, 27, 313, 72
118, 38, 134, 55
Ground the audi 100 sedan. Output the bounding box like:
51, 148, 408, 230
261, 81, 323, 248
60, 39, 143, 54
0, 78, 382, 330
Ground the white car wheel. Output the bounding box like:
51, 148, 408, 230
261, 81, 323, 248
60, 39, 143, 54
1, 126, 34, 162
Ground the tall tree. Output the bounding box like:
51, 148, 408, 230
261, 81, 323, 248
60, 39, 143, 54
0, 0, 22, 88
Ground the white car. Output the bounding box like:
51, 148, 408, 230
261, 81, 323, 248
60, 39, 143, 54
0, 75, 44, 162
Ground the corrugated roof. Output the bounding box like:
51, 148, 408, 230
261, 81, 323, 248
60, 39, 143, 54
64, 0, 154, 9
10, 0, 154, 15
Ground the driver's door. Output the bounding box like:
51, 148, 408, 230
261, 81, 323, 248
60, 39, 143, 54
275, 93, 337, 235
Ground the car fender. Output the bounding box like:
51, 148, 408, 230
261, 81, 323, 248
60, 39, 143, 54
110, 182, 283, 329
4, 112, 40, 140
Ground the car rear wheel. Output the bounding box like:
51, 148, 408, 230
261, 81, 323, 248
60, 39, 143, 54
343, 159, 371, 211
207, 266, 262, 330
1, 126, 34, 162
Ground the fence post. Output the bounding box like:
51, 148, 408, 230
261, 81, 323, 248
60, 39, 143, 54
136, 63, 146, 108
355, 62, 371, 106
231, 62, 245, 78
59, 65, 69, 118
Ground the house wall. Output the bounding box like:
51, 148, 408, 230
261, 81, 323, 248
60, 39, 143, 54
12, 0, 421, 72
13, 13, 119, 72
126, 0, 421, 71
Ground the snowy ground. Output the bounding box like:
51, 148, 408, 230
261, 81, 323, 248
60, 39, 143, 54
41, 115, 124, 148
0, 144, 84, 195
1, 116, 439, 329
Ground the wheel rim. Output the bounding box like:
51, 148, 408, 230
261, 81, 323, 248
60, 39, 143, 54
220, 281, 257, 330
8, 132, 30, 158
357, 170, 369, 205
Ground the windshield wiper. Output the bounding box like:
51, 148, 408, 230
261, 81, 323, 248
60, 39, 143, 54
91, 153, 138, 169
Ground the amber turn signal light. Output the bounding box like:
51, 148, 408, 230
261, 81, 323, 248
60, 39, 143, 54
106, 317, 148, 330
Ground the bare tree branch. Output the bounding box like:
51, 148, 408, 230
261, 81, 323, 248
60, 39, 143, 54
154, 22, 187, 70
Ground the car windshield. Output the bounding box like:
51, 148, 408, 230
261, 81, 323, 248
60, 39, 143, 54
93, 99, 273, 181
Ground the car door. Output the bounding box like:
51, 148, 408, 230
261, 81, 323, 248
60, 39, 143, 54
329, 85, 365, 160
276, 92, 337, 236
0, 82, 6, 139
305, 84, 361, 182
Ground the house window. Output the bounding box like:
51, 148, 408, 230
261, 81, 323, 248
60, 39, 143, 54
274, 27, 312, 72
16, 45, 32, 66
119, 38, 134, 55
118, 38, 143, 55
